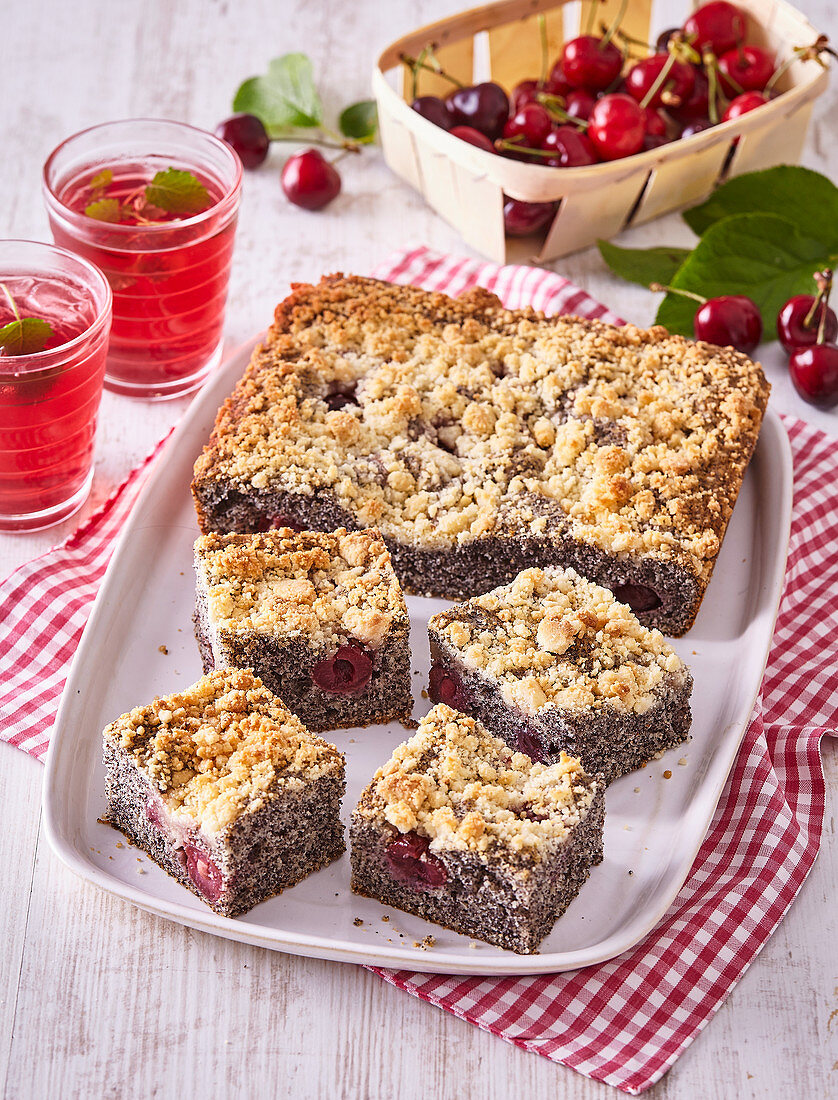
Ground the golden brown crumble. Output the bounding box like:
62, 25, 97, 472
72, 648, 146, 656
103, 669, 344, 836
430, 566, 688, 715
193, 276, 769, 588
355, 704, 599, 855
194, 527, 407, 652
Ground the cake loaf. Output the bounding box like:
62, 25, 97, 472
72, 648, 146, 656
192, 275, 770, 635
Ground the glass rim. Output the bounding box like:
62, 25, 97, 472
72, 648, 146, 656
0, 238, 112, 365
42, 117, 243, 235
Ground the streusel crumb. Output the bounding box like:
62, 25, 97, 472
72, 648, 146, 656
430, 566, 688, 716
355, 704, 599, 856
102, 669, 343, 836
194, 527, 406, 652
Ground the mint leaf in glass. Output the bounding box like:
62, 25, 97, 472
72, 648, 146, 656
85, 197, 122, 222
89, 168, 113, 192
233, 53, 323, 135
144, 168, 211, 216
0, 317, 54, 356
339, 101, 378, 143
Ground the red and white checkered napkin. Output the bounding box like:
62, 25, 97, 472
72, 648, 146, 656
2, 246, 836, 1092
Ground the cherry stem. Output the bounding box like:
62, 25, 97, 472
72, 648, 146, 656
815, 269, 834, 344
584, 0, 600, 36
536, 91, 589, 128
612, 26, 654, 50
640, 50, 677, 109
703, 50, 721, 124
538, 14, 549, 87
495, 138, 563, 159
271, 134, 360, 153
650, 282, 707, 304
764, 36, 836, 95
600, 0, 628, 50
400, 50, 464, 91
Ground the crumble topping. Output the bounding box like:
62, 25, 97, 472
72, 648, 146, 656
430, 566, 688, 716
103, 669, 344, 836
355, 704, 598, 855
194, 527, 406, 652
193, 276, 769, 584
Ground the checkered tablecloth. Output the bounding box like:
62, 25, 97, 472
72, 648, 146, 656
2, 246, 835, 1093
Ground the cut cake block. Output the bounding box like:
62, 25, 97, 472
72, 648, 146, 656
102, 668, 346, 917
350, 703, 604, 954
191, 275, 770, 635
428, 566, 692, 783
193, 527, 414, 732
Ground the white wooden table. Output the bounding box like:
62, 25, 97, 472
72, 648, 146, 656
1, 1, 836, 1096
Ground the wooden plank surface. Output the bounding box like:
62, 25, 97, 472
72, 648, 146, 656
1, 1, 837, 1097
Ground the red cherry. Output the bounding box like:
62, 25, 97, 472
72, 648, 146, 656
683, 2, 746, 55
184, 844, 224, 903
446, 82, 509, 139
643, 133, 668, 151
561, 35, 623, 91
722, 91, 769, 121
718, 45, 775, 94
564, 88, 596, 122
428, 664, 470, 709
385, 831, 447, 889
516, 726, 546, 764
680, 118, 714, 138
215, 114, 270, 169
694, 295, 762, 353
502, 103, 553, 146
789, 344, 838, 406
449, 125, 496, 152
510, 79, 540, 112
587, 94, 645, 160
281, 149, 341, 210
541, 126, 598, 166
642, 107, 668, 137
411, 96, 454, 131
626, 54, 695, 109
777, 294, 838, 353
546, 61, 575, 97
503, 198, 558, 237
311, 641, 373, 695
613, 583, 662, 614
670, 69, 712, 120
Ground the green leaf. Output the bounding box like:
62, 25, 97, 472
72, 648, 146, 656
655, 213, 837, 339
89, 168, 113, 191
339, 100, 378, 143
85, 198, 122, 222
232, 53, 323, 135
683, 166, 838, 249
144, 168, 210, 216
597, 241, 691, 289
0, 317, 54, 355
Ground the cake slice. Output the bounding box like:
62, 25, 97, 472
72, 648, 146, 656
102, 668, 346, 917
191, 275, 769, 635
350, 704, 604, 954
193, 527, 414, 732
428, 566, 692, 783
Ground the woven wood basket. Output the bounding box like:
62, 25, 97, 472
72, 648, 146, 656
373, 0, 829, 263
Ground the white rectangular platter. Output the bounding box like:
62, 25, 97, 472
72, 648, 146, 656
43, 338, 793, 975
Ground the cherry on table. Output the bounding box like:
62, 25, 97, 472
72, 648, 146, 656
446, 82, 509, 139
788, 344, 838, 407
777, 285, 838, 354
651, 282, 762, 354
281, 149, 341, 210
682, 1, 746, 55
561, 35, 623, 91
411, 95, 454, 131
215, 113, 270, 169
449, 125, 496, 152
722, 90, 769, 121
718, 45, 775, 94
587, 94, 646, 161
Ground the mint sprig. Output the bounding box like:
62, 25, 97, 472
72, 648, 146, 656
85, 197, 122, 222
232, 52, 377, 150
597, 166, 838, 341
144, 168, 210, 216
0, 285, 54, 356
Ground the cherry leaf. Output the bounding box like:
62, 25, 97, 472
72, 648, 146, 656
144, 168, 210, 216
0, 317, 54, 356
597, 241, 691, 288
233, 53, 323, 135
85, 198, 122, 222
339, 100, 378, 143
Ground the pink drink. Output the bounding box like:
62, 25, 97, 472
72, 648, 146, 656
43, 120, 242, 400
0, 241, 111, 531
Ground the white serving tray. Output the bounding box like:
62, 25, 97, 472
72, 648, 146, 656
43, 339, 793, 975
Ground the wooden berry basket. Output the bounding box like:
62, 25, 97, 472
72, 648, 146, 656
373, 0, 829, 263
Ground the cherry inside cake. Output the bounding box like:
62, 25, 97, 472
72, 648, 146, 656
192, 527, 413, 732
428, 566, 692, 784
102, 668, 346, 917
350, 703, 604, 954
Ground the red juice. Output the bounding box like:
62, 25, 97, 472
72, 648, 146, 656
0, 243, 111, 531
43, 121, 242, 400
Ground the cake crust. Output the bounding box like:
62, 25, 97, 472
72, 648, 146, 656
192, 275, 770, 634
